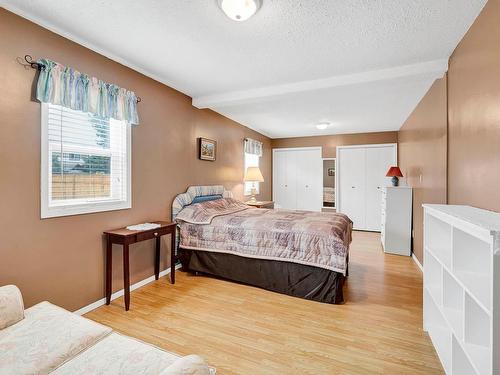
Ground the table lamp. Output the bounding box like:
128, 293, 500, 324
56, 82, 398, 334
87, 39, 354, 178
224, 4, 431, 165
244, 166, 264, 203
386, 166, 403, 187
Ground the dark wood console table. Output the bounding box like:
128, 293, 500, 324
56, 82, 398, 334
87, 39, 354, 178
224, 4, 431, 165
103, 221, 177, 311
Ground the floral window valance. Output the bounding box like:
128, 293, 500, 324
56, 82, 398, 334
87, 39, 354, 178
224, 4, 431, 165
244, 138, 263, 156
35, 58, 139, 125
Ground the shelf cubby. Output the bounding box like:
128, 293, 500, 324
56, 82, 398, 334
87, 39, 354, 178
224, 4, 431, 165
453, 227, 491, 312
425, 289, 452, 374
424, 249, 442, 306
425, 213, 452, 269
464, 293, 491, 375
442, 268, 464, 340
452, 336, 478, 375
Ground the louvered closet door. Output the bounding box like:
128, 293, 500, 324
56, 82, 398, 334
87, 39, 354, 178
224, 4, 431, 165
365, 146, 395, 231
338, 148, 366, 230
295, 149, 322, 211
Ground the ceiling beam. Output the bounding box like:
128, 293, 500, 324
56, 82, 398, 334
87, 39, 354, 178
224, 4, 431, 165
192, 59, 448, 109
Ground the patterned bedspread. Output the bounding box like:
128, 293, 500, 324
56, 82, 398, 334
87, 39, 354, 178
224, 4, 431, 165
176, 198, 352, 275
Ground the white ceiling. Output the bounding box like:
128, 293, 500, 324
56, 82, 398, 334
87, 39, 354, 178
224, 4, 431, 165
2, 0, 487, 138
211, 71, 442, 138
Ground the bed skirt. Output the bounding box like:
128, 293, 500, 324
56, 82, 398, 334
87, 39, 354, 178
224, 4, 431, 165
178, 248, 346, 304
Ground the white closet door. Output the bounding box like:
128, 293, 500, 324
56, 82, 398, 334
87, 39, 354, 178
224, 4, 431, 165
284, 150, 298, 209
338, 147, 366, 229
273, 150, 288, 209
295, 149, 322, 211
365, 146, 396, 231
273, 149, 298, 210
366, 145, 396, 231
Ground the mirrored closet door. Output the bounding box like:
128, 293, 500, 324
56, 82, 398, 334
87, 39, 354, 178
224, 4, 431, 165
322, 158, 336, 209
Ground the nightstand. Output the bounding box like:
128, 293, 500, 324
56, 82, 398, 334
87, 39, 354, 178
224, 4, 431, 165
245, 200, 274, 209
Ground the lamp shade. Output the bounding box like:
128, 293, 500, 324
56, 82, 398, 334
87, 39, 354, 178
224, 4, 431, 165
244, 167, 264, 182
386, 166, 403, 178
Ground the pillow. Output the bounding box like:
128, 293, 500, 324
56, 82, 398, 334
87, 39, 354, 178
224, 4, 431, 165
0, 285, 24, 329
176, 198, 248, 225
160, 355, 211, 375
191, 195, 223, 204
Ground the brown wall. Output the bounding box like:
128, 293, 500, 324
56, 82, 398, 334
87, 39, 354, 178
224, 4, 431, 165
0, 9, 271, 310
271, 131, 398, 158
447, 0, 500, 211
398, 78, 448, 262
398, 0, 500, 263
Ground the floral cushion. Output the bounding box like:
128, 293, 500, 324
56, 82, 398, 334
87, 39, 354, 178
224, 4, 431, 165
0, 301, 112, 375
0, 285, 24, 330
51, 332, 180, 374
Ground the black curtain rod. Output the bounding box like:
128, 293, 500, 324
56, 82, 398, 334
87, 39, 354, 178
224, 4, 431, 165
24, 55, 142, 103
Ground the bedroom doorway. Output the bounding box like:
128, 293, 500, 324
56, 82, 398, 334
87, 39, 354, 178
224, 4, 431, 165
322, 158, 336, 210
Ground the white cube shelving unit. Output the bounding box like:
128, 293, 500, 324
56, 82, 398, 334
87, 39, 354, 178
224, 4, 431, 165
423, 204, 500, 375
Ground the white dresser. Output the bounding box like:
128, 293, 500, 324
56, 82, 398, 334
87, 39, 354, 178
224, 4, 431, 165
381, 186, 412, 256
423, 204, 500, 375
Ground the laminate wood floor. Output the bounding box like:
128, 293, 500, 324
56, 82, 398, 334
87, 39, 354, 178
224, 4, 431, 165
85, 231, 443, 374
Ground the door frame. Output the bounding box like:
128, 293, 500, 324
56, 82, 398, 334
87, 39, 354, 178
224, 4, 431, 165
336, 143, 397, 221
272, 147, 322, 207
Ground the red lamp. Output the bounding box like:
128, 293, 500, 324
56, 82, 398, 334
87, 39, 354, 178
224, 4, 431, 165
386, 166, 403, 187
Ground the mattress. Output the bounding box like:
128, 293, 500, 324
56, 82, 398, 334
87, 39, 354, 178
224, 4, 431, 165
176, 198, 352, 275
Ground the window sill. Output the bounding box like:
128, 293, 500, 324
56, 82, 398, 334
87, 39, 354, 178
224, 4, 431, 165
41, 200, 131, 219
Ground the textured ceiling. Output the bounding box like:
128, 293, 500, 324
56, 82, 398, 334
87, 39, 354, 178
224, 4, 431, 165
2, 0, 487, 137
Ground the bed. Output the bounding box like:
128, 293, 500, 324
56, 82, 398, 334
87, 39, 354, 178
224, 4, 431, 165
172, 185, 352, 304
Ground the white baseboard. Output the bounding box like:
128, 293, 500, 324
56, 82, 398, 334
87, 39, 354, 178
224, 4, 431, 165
412, 253, 423, 272
74, 264, 182, 315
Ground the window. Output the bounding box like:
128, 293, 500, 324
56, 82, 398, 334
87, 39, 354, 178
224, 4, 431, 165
244, 152, 260, 195
41, 103, 131, 218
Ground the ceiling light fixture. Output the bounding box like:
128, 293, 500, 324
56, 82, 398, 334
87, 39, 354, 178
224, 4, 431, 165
217, 0, 262, 22
316, 122, 330, 130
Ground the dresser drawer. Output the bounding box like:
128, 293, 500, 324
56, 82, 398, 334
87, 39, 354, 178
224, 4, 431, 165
135, 226, 171, 242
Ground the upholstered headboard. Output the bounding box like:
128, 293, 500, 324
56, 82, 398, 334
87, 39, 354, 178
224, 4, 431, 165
172, 185, 233, 221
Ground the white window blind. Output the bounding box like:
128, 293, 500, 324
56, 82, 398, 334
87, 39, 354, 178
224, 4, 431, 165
41, 103, 131, 218
244, 153, 260, 195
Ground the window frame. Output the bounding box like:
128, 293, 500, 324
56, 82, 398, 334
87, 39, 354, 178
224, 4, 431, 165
40, 103, 132, 218
244, 152, 260, 196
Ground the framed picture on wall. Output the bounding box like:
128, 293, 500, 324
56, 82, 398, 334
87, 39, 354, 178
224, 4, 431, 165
198, 138, 217, 161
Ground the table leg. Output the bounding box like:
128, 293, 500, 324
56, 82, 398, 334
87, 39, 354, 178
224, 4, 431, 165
170, 231, 176, 284
155, 236, 160, 280
123, 243, 130, 311
105, 236, 112, 305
